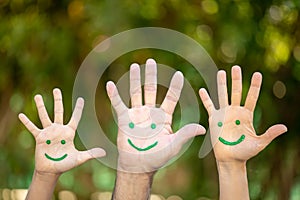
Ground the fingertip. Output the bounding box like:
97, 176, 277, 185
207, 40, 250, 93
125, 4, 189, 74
197, 125, 207, 135
34, 94, 42, 102
278, 124, 288, 133
18, 113, 25, 120
91, 148, 106, 158
77, 97, 84, 104
130, 63, 140, 71
218, 70, 226, 76
175, 71, 183, 77
53, 88, 62, 95
106, 81, 116, 96
232, 65, 241, 71
146, 58, 156, 65
172, 71, 184, 84
252, 72, 263, 82
199, 88, 206, 94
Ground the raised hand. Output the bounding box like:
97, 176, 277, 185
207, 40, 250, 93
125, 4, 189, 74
19, 88, 106, 175
199, 66, 287, 200
106, 58, 206, 173
199, 66, 287, 162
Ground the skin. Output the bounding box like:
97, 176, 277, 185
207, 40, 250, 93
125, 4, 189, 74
106, 58, 206, 200
199, 66, 287, 200
19, 88, 106, 200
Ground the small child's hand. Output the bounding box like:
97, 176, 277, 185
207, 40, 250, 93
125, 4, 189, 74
199, 66, 287, 162
19, 88, 106, 175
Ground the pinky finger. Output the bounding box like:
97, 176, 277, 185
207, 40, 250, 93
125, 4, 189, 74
18, 113, 40, 137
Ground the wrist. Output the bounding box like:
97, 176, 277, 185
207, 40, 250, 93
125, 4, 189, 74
216, 161, 249, 200
33, 170, 61, 182
25, 170, 60, 200
112, 170, 156, 200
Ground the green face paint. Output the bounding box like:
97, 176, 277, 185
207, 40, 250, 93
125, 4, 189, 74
217, 122, 223, 127
127, 139, 158, 151
44, 139, 68, 161
45, 153, 68, 161
235, 120, 241, 125
218, 134, 245, 146
129, 122, 134, 129
151, 123, 156, 129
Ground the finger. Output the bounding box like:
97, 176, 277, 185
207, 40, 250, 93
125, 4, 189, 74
259, 124, 287, 147
68, 97, 84, 131
130, 63, 142, 107
199, 88, 215, 116
170, 124, 206, 156
231, 65, 242, 106
53, 88, 64, 124
244, 72, 262, 112
217, 70, 229, 108
18, 113, 40, 137
161, 71, 184, 115
78, 148, 106, 165
34, 94, 52, 128
106, 81, 127, 115
144, 58, 157, 107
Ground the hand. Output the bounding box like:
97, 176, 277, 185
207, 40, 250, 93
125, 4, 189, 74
106, 58, 206, 173
199, 66, 287, 162
19, 88, 106, 175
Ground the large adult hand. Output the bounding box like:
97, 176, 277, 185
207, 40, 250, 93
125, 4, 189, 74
19, 88, 106, 175
106, 58, 206, 173
199, 66, 287, 162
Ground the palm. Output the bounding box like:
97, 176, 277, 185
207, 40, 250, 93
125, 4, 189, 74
106, 59, 205, 172
199, 66, 287, 162
19, 89, 105, 174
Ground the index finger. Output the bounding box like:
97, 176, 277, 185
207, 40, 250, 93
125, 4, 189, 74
244, 72, 262, 112
161, 71, 184, 115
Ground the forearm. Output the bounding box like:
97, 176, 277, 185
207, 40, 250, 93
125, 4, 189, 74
26, 170, 60, 200
217, 161, 249, 200
112, 170, 155, 200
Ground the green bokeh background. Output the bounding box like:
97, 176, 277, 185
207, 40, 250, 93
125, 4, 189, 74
0, 0, 299, 199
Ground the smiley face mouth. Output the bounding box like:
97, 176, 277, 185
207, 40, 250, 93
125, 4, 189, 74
127, 139, 158, 151
218, 134, 245, 146
45, 153, 68, 161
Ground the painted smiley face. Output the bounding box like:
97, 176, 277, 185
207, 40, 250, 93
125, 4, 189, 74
44, 139, 68, 161
217, 120, 246, 146
127, 122, 158, 151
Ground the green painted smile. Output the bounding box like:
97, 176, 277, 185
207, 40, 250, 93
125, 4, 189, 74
128, 139, 158, 151
45, 153, 68, 161
219, 134, 245, 146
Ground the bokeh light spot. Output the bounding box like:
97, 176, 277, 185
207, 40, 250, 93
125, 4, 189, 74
273, 81, 286, 99
201, 0, 218, 15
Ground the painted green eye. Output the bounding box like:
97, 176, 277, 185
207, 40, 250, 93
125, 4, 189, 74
46, 140, 51, 145
151, 123, 156, 129
129, 122, 134, 129
235, 120, 241, 125
217, 122, 223, 127
61, 140, 66, 145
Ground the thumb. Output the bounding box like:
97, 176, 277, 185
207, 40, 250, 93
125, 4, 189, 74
259, 124, 287, 146
173, 123, 206, 146
78, 148, 106, 164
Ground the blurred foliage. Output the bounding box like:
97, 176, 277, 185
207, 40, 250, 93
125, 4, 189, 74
0, 0, 300, 199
